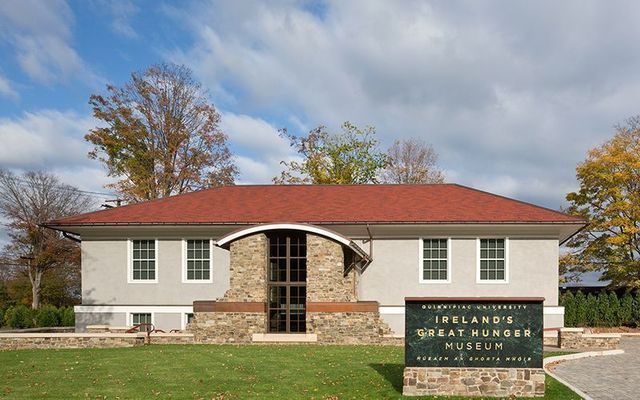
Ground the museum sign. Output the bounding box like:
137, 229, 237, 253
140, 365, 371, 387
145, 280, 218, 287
405, 297, 543, 368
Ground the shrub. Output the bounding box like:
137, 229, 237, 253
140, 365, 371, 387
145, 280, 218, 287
618, 291, 634, 327
574, 291, 588, 326
4, 305, 35, 329
0, 307, 4, 328
60, 306, 75, 327
36, 304, 60, 327
561, 292, 575, 326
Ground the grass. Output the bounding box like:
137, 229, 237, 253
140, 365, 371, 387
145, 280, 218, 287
0, 345, 580, 399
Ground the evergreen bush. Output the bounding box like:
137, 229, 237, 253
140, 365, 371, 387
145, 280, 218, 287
60, 306, 75, 327
618, 291, 634, 327
36, 304, 61, 327
561, 292, 576, 326
4, 305, 35, 329
574, 291, 588, 326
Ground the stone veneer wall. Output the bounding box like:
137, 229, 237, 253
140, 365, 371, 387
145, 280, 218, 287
403, 367, 545, 397
306, 234, 356, 302
306, 311, 392, 344
0, 333, 195, 350
188, 312, 266, 343
189, 234, 269, 343
0, 333, 145, 350
223, 234, 268, 302
189, 232, 395, 344
559, 328, 621, 349
305, 233, 394, 343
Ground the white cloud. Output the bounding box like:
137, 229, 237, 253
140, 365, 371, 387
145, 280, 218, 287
167, 0, 640, 207
220, 111, 299, 183
94, 0, 139, 39
0, 0, 98, 84
0, 110, 94, 169
0, 72, 18, 99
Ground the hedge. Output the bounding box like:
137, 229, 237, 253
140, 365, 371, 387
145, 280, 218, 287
561, 290, 640, 327
1, 304, 75, 329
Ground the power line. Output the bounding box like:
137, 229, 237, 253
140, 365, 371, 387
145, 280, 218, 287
7, 177, 117, 199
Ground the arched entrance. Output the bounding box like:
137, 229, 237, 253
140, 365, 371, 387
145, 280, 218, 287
266, 230, 307, 333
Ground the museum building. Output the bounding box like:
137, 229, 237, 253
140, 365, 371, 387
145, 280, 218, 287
46, 184, 585, 343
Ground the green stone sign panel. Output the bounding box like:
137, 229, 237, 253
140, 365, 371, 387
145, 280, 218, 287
405, 298, 543, 368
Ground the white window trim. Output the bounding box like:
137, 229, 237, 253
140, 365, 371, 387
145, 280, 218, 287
181, 238, 214, 283
127, 239, 159, 284
418, 237, 452, 284
476, 237, 509, 284
127, 311, 155, 327
182, 312, 195, 330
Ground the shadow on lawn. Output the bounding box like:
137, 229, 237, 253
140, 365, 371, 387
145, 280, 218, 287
369, 363, 404, 393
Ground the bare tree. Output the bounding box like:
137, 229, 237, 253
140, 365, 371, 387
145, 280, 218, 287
0, 170, 93, 309
381, 139, 445, 184
86, 63, 238, 202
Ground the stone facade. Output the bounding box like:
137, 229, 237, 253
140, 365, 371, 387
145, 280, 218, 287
403, 367, 545, 397
189, 231, 394, 344
306, 311, 392, 344
559, 327, 621, 349
306, 234, 356, 302
188, 312, 266, 343
223, 234, 268, 302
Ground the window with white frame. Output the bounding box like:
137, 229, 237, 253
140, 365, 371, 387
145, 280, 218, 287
185, 239, 211, 281
131, 313, 152, 331
421, 239, 449, 281
131, 239, 156, 281
479, 239, 506, 281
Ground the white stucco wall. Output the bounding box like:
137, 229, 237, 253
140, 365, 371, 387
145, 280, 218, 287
81, 239, 230, 305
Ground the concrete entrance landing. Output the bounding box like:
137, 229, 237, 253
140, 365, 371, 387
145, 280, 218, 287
251, 333, 318, 343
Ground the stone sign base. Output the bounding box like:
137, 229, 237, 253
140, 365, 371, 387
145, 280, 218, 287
402, 367, 545, 397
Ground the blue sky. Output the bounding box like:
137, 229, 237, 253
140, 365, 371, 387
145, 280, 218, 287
1, 0, 640, 211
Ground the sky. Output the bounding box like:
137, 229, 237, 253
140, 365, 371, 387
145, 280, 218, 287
1, 0, 639, 213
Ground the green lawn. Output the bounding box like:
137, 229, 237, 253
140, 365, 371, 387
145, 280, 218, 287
0, 345, 579, 399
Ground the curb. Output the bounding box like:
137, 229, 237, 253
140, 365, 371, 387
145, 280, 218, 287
543, 349, 625, 400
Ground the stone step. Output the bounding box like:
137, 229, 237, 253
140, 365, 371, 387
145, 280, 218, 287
251, 333, 318, 343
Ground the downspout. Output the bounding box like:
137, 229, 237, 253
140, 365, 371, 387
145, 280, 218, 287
366, 223, 374, 261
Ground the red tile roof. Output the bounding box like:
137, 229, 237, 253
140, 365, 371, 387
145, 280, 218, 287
46, 184, 585, 226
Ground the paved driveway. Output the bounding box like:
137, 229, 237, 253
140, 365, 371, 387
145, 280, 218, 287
553, 337, 640, 400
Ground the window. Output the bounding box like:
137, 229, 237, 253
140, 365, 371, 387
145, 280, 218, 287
420, 239, 450, 282
131, 313, 152, 331
183, 313, 195, 330
478, 238, 507, 282
130, 239, 156, 282
184, 239, 212, 282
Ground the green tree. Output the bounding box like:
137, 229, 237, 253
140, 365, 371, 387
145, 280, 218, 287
619, 291, 634, 326
564, 116, 640, 287
607, 291, 621, 326
87, 63, 238, 202
634, 292, 640, 326
561, 292, 576, 326
586, 293, 598, 326
274, 122, 388, 184
574, 291, 588, 326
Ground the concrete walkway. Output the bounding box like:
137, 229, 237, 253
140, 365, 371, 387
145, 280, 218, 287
554, 337, 640, 400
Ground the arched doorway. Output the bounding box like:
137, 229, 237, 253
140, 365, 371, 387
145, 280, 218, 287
267, 231, 307, 333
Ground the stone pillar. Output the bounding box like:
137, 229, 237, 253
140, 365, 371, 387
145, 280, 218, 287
306, 233, 356, 302
189, 233, 268, 343
305, 234, 393, 343
222, 233, 268, 302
